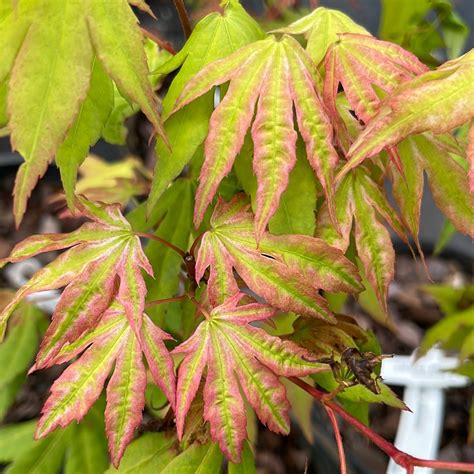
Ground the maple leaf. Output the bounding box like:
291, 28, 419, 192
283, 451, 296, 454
147, 0, 265, 212
329, 51, 473, 237
195, 194, 362, 321
173, 293, 326, 462
340, 49, 474, 176
0, 198, 152, 346
170, 34, 339, 240
316, 168, 407, 315
35, 301, 175, 468
323, 33, 428, 124
322, 33, 427, 154
275, 7, 370, 65
468, 121, 474, 193
1, 0, 166, 225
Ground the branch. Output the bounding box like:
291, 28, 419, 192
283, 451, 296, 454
324, 405, 347, 474
135, 232, 186, 257
145, 294, 188, 308
173, 0, 192, 39
140, 27, 177, 55
289, 377, 474, 473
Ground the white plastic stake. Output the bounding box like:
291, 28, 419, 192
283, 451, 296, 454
381, 348, 470, 474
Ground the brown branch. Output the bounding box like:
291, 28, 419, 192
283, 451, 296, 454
289, 377, 474, 473
140, 27, 176, 55
173, 0, 192, 39
135, 232, 186, 257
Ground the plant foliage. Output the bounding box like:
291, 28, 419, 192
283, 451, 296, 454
0, 0, 472, 471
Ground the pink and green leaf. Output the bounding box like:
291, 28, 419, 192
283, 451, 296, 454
275, 7, 370, 65
342, 50, 474, 177
353, 180, 395, 316
174, 294, 324, 462
0, 199, 153, 340
105, 328, 146, 467
172, 36, 338, 233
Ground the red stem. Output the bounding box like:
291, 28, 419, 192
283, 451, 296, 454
189, 232, 205, 258
135, 232, 186, 257
173, 0, 192, 39
145, 295, 188, 308
324, 405, 347, 474
140, 27, 176, 55
289, 377, 474, 473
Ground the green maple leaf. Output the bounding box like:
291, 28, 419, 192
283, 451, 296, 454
35, 301, 175, 468
275, 7, 370, 65
195, 194, 363, 321
342, 49, 474, 174
173, 293, 326, 462
336, 52, 474, 238
0, 198, 151, 344
170, 34, 340, 240
1, 0, 166, 225
0, 403, 109, 474
147, 0, 264, 212
316, 168, 407, 316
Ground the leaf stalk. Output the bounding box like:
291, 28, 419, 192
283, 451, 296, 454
173, 0, 192, 39
135, 232, 186, 257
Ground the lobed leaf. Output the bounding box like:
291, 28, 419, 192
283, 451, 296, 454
172, 35, 339, 239
8, 0, 92, 226
0, 199, 152, 340
2, 1, 166, 225
196, 195, 362, 321
148, 0, 264, 212
36, 302, 175, 467
342, 50, 474, 177
174, 294, 325, 462
275, 7, 369, 65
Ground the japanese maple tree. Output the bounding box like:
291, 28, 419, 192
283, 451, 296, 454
0, 0, 473, 472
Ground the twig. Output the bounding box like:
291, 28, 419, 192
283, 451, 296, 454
289, 377, 474, 473
135, 232, 186, 257
173, 0, 192, 39
324, 405, 347, 474
140, 27, 176, 55
145, 294, 188, 308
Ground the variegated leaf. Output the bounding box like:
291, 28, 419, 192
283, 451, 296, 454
171, 35, 339, 240
148, 0, 264, 212
174, 293, 326, 462
35, 303, 175, 468
275, 7, 370, 65
316, 170, 405, 316
195, 195, 362, 321
0, 198, 151, 343
342, 49, 474, 176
